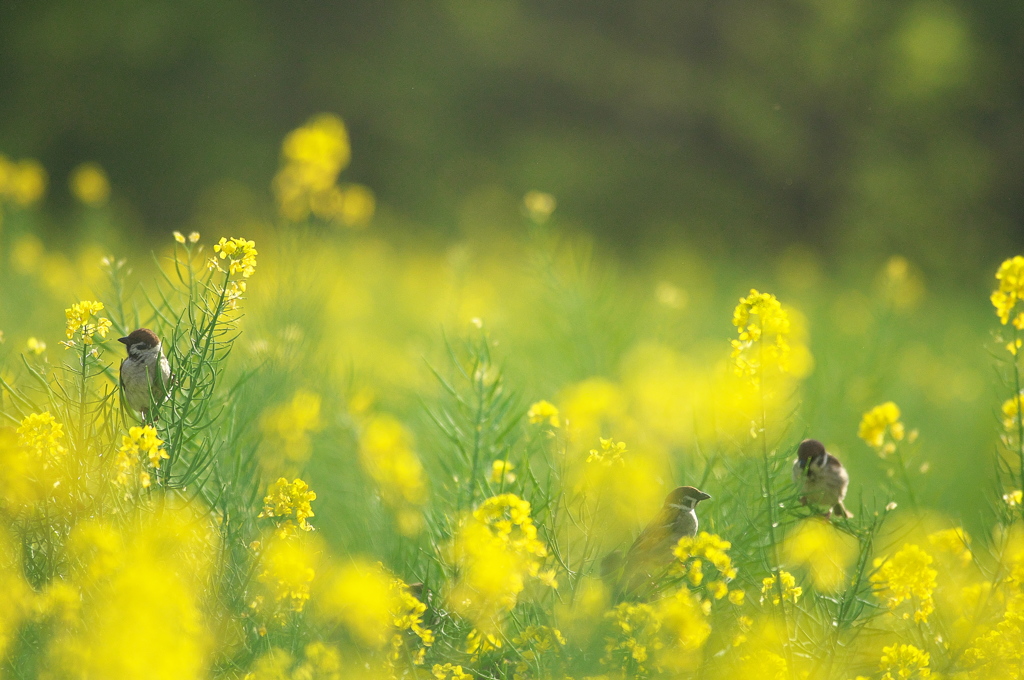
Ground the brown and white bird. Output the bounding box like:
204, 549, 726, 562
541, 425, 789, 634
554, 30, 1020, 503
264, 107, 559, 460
118, 328, 171, 419
604, 485, 712, 593
792, 439, 853, 518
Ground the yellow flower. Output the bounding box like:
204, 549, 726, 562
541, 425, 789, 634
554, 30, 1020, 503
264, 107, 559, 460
25, 337, 46, 355
173, 231, 186, 244
587, 437, 627, 465
879, 643, 930, 680
69, 162, 110, 206
63, 300, 112, 347
1004, 490, 1023, 507
114, 425, 168, 488
1002, 394, 1024, 432
259, 477, 317, 532
292, 642, 342, 680
188, 231, 200, 243
523, 191, 556, 223
928, 527, 971, 564
273, 114, 356, 222
870, 544, 937, 622
358, 414, 428, 536
447, 494, 554, 631
318, 559, 432, 661
433, 662, 472, 680
255, 534, 316, 616
213, 237, 258, 278
730, 289, 791, 378
17, 412, 66, 467
760, 570, 802, 605
526, 399, 560, 427
489, 459, 516, 484
992, 256, 1024, 325
259, 390, 323, 469
784, 519, 857, 592
858, 401, 905, 453
1, 158, 47, 206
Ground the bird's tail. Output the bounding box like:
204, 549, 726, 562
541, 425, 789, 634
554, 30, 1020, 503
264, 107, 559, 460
833, 500, 853, 518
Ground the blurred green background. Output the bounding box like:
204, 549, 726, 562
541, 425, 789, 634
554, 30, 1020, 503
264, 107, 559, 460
1, 0, 1021, 279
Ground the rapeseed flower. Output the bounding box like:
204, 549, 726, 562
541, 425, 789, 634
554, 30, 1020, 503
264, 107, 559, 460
114, 425, 168, 489
871, 544, 937, 622
432, 663, 472, 680
213, 237, 258, 278
255, 533, 317, 619
0, 155, 47, 206
318, 559, 432, 662
26, 336, 45, 354
760, 570, 802, 605
858, 401, 906, 456
587, 437, 627, 465
358, 414, 427, 536
63, 300, 111, 348
730, 289, 791, 379
447, 494, 555, 632
526, 399, 560, 427
879, 643, 930, 680
489, 459, 516, 484
259, 477, 317, 533
17, 411, 66, 467
784, 519, 857, 591
69, 162, 110, 206
523, 191, 556, 223
259, 389, 323, 470
992, 256, 1024, 327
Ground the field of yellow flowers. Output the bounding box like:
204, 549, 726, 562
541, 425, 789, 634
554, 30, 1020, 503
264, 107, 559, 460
1, 115, 1024, 680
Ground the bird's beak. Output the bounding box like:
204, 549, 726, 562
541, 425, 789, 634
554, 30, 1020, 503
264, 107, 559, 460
698, 491, 712, 501
117, 336, 130, 345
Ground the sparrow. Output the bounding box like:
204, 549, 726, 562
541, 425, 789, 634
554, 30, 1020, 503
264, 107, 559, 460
603, 485, 712, 594
118, 328, 171, 420
792, 439, 853, 518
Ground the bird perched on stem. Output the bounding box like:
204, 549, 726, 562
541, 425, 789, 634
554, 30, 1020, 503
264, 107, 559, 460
118, 328, 171, 421
603, 485, 712, 595
793, 439, 853, 518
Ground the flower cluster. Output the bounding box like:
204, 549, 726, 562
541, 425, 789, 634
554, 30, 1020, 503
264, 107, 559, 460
587, 437, 627, 465
992, 256, 1024, 327
259, 477, 317, 534
760, 570, 803, 605
526, 399, 560, 427
0, 154, 47, 207
213, 237, 258, 279
272, 114, 375, 227
602, 588, 711, 675
114, 426, 168, 489
447, 494, 556, 632
730, 289, 791, 379
870, 544, 937, 622
510, 625, 566, 680
254, 535, 317, 619
879, 643, 931, 680
432, 663, 472, 680
260, 390, 323, 470
69, 163, 110, 207
672, 531, 741, 601
16, 412, 66, 468
172, 230, 200, 245
318, 560, 433, 668
783, 519, 856, 591
489, 459, 515, 485
357, 414, 427, 536
63, 300, 111, 348
858, 401, 906, 455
